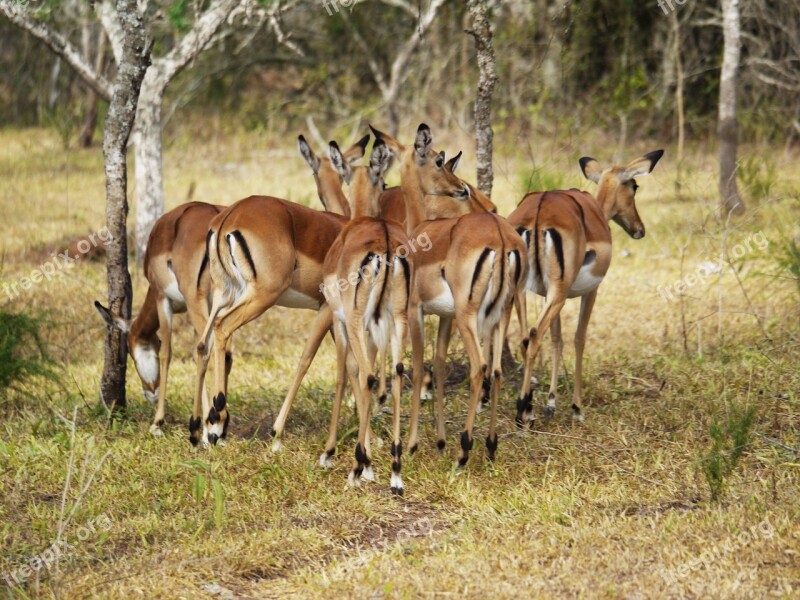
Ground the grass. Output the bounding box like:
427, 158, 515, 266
1, 124, 799, 598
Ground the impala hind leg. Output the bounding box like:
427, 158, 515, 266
151, 296, 172, 437
433, 316, 453, 452
272, 305, 333, 452
208, 290, 278, 445
544, 315, 563, 420
455, 317, 487, 468
320, 323, 348, 468
485, 322, 505, 461
187, 301, 213, 447
572, 290, 597, 422
345, 315, 378, 486
516, 292, 566, 427
407, 298, 425, 455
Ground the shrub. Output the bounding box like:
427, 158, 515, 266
702, 402, 756, 502
0, 310, 57, 398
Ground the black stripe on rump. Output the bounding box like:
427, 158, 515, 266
469, 248, 492, 301
229, 230, 257, 280
547, 228, 565, 280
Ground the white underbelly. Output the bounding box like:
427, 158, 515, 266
277, 288, 320, 310
422, 287, 456, 317
568, 263, 604, 297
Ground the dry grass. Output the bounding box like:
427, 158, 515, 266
1, 124, 799, 599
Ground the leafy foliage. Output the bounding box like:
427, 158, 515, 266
0, 310, 57, 397
701, 402, 756, 502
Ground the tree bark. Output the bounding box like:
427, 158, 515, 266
719, 0, 745, 215
100, 0, 151, 411
467, 0, 497, 197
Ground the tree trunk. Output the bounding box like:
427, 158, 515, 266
467, 0, 497, 197
100, 0, 151, 411
133, 73, 166, 264
719, 0, 745, 215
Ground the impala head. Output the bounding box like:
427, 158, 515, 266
94, 301, 160, 404
442, 151, 497, 214
369, 123, 469, 199
298, 133, 369, 216
579, 149, 664, 240
329, 138, 392, 218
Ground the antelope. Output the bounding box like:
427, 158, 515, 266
318, 138, 411, 492
372, 123, 527, 467
93, 135, 367, 444
270, 142, 496, 454
94, 201, 227, 439
510, 150, 664, 426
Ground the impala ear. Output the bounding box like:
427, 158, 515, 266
369, 124, 404, 157
368, 139, 391, 185
579, 156, 603, 184
414, 123, 433, 161
618, 149, 665, 183
328, 140, 353, 183
94, 301, 130, 333
343, 134, 370, 164
298, 135, 321, 174
445, 150, 462, 174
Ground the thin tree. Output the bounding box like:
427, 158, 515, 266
100, 0, 151, 411
719, 0, 745, 215
466, 0, 497, 197
340, 0, 446, 135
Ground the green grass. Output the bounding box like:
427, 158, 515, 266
0, 126, 798, 598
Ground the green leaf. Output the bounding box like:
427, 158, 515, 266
192, 474, 206, 502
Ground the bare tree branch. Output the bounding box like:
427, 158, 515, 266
0, 0, 113, 101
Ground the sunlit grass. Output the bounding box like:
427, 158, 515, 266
0, 125, 798, 598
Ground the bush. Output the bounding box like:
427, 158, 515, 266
0, 310, 57, 398
702, 402, 756, 502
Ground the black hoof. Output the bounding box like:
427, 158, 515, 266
391, 486, 404, 496
486, 434, 498, 460
409, 443, 418, 455
378, 393, 387, 405
436, 439, 446, 453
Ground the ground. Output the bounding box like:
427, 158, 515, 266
0, 125, 798, 599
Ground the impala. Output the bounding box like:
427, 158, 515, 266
372, 123, 527, 467
319, 138, 411, 492
194, 130, 455, 446
94, 135, 367, 444
270, 141, 496, 454
510, 150, 664, 426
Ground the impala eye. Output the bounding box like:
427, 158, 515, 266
632, 180, 639, 193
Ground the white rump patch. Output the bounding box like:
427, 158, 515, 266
164, 263, 186, 309
569, 262, 604, 297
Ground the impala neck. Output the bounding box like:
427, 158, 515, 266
400, 157, 426, 236
132, 286, 161, 344
594, 179, 616, 222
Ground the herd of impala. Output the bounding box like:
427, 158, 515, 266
95, 123, 663, 494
